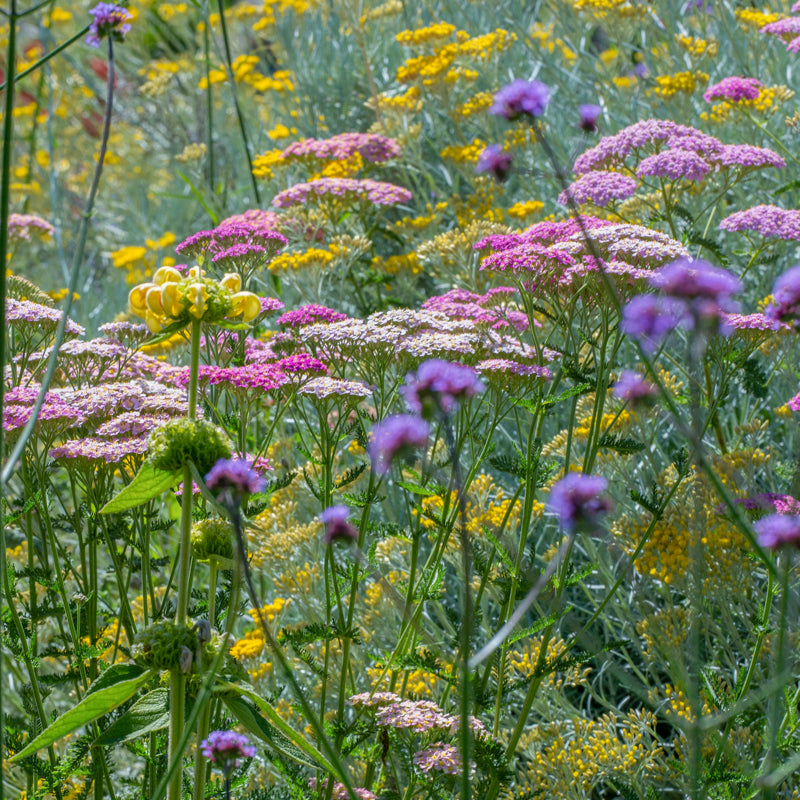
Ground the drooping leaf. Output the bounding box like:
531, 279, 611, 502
100, 462, 181, 515
11, 671, 153, 761
92, 688, 169, 747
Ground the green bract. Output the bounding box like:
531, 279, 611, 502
148, 418, 232, 475
191, 517, 234, 561
132, 621, 198, 672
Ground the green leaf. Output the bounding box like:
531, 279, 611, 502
218, 683, 341, 778
92, 688, 169, 747
86, 664, 147, 696
542, 383, 593, 409
100, 462, 181, 515
10, 671, 153, 761
394, 481, 438, 497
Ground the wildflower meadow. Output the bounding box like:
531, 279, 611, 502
3, 0, 800, 797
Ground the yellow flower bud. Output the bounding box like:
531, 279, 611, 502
220, 272, 242, 293
145, 286, 165, 315
145, 312, 163, 333
160, 282, 182, 317
188, 266, 202, 280
153, 266, 183, 285
128, 283, 153, 318
230, 291, 261, 322
187, 282, 209, 319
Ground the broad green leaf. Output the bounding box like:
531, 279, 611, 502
100, 462, 181, 515
11, 671, 153, 761
218, 683, 340, 778
86, 664, 147, 696
92, 688, 169, 747
222, 695, 321, 771
394, 481, 438, 497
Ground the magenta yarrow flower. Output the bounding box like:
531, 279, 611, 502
401, 359, 484, 419
277, 304, 348, 328
319, 505, 358, 545
369, 414, 431, 476
476, 145, 513, 182
703, 76, 763, 103
766, 265, 800, 325
86, 2, 132, 47
637, 149, 710, 182
754, 514, 800, 550
490, 79, 550, 120
720, 205, 800, 241
200, 730, 256, 775
271, 178, 411, 209
281, 132, 401, 163
547, 473, 613, 533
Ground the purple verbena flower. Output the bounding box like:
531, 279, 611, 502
754, 514, 800, 550
401, 359, 484, 419
613, 371, 657, 404
578, 104, 602, 133
205, 458, 266, 510
320, 505, 358, 545
475, 145, 513, 182
547, 473, 613, 534
200, 730, 256, 775
620, 294, 688, 352
490, 79, 550, 120
766, 265, 800, 326
650, 257, 741, 304
369, 415, 431, 476
86, 3, 132, 47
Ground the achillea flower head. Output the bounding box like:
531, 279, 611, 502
547, 473, 613, 533
413, 743, 463, 775
205, 458, 266, 510
281, 132, 401, 163
475, 145, 513, 182
636, 149, 710, 182
490, 79, 550, 120
766, 265, 800, 325
613, 371, 657, 404
319, 505, 358, 545
86, 2, 132, 47
200, 730, 256, 775
558, 171, 637, 207
720, 205, 800, 241
578, 104, 602, 133
277, 304, 348, 328
272, 178, 411, 209
369, 414, 431, 475
401, 359, 484, 418
297, 377, 372, 400
8, 213, 54, 242
6, 298, 85, 336
717, 144, 784, 169
754, 514, 800, 550
50, 436, 149, 462
703, 76, 763, 103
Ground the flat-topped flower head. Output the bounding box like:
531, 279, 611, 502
200, 730, 256, 775
548, 473, 613, 534
720, 205, 800, 242
703, 76, 763, 103
8, 213, 54, 242
559, 171, 637, 208
476, 145, 513, 182
490, 79, 550, 120
86, 3, 132, 47
369, 414, 431, 475
272, 178, 411, 209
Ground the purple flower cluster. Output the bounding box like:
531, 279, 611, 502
547, 473, 613, 534
271, 178, 412, 209
178, 364, 288, 393
413, 743, 463, 775
175, 222, 287, 264
720, 205, 800, 241
205, 459, 266, 508
307, 779, 376, 800
281, 132, 401, 163
703, 76, 763, 103
273, 354, 328, 374
369, 414, 431, 475
218, 208, 285, 234
8, 213, 54, 242
754, 515, 800, 550
200, 730, 256, 774
637, 149, 710, 182
475, 145, 513, 182
766, 265, 800, 326
277, 304, 348, 328
4, 391, 85, 433
761, 16, 800, 53
401, 359, 484, 418
374, 699, 486, 736
6, 299, 85, 337
490, 79, 550, 120
319, 505, 358, 544
50, 436, 149, 463
86, 2, 132, 47
297, 377, 372, 400
558, 171, 637, 207
421, 288, 528, 332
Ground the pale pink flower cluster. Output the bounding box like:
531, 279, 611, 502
272, 178, 411, 208
281, 132, 401, 163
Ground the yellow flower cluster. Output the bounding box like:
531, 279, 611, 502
458, 29, 517, 60
397, 43, 459, 84
175, 143, 207, 163
360, 0, 403, 27
111, 232, 177, 285
675, 34, 719, 57
440, 138, 487, 164
735, 7, 783, 29
311, 152, 365, 180
701, 85, 795, 123
128, 266, 261, 332
391, 202, 449, 232
572, 0, 646, 17
650, 70, 708, 99
396, 23, 456, 46
507, 200, 544, 219
268, 248, 335, 273
374, 252, 422, 275
453, 91, 494, 118
508, 634, 590, 689
636, 605, 687, 656
252, 0, 321, 31
273, 561, 321, 596
230, 598, 289, 661
451, 178, 505, 227
199, 56, 294, 93
252, 148, 285, 179
371, 86, 422, 113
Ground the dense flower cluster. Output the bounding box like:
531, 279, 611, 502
703, 76, 763, 102
558, 171, 638, 207
272, 178, 412, 208
281, 133, 401, 163
719, 205, 800, 241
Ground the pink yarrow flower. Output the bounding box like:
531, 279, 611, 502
703, 76, 763, 103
